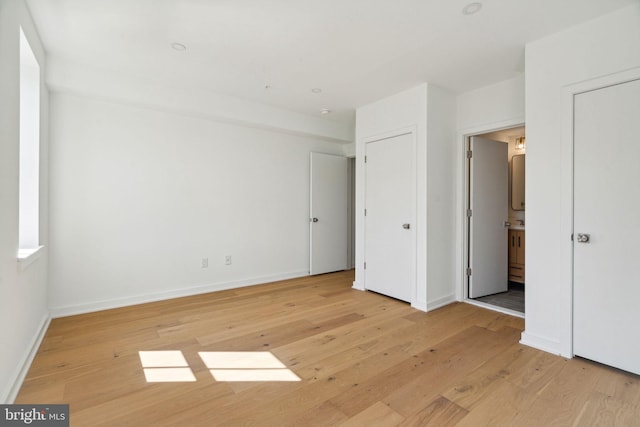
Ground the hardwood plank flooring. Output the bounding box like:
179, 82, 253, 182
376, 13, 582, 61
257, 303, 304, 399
16, 271, 640, 426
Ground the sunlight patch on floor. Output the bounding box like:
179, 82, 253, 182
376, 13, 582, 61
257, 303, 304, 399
139, 351, 196, 382
199, 351, 300, 382
209, 369, 300, 382
138, 350, 300, 382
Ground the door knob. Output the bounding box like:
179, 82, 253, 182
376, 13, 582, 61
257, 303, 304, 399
576, 233, 590, 243
311, 218, 319, 223
402, 223, 410, 229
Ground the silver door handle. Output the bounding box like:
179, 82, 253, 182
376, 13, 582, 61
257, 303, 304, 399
576, 233, 590, 243
402, 223, 410, 229
311, 218, 319, 223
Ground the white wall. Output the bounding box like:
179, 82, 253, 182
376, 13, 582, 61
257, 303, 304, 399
0, 0, 50, 403
457, 74, 525, 133
354, 83, 456, 311
354, 85, 427, 307
48, 92, 345, 316
47, 58, 354, 144
522, 3, 640, 356
426, 85, 457, 308
455, 75, 525, 302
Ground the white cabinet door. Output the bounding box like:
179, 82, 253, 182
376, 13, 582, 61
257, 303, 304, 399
573, 78, 640, 375
309, 152, 348, 275
469, 137, 509, 298
364, 133, 414, 302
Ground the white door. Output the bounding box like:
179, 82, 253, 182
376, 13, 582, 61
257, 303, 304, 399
364, 133, 414, 302
469, 137, 509, 298
309, 152, 348, 275
573, 78, 640, 375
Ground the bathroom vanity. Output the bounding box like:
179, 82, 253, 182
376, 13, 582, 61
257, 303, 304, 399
508, 228, 525, 283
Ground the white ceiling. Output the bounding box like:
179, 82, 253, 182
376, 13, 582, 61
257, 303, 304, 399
26, 0, 636, 125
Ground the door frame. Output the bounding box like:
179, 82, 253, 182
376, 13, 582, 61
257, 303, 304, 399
561, 66, 640, 358
363, 127, 417, 307
456, 120, 525, 317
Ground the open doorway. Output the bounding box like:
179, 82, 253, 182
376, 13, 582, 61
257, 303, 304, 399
466, 126, 526, 315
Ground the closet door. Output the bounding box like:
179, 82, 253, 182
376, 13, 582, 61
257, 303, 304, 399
573, 78, 640, 375
309, 152, 348, 275
364, 133, 414, 302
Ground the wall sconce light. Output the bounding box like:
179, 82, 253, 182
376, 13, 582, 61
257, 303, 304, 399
515, 136, 526, 151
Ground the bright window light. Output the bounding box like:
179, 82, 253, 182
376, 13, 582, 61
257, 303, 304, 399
18, 26, 40, 252
198, 351, 286, 369
143, 368, 196, 383
139, 351, 195, 383
139, 351, 188, 368
199, 351, 300, 382
138, 351, 300, 383
210, 369, 300, 382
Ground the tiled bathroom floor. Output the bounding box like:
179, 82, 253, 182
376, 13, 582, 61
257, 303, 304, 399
475, 282, 524, 313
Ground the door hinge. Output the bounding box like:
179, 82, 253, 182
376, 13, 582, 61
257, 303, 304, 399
364, 209, 367, 216
466, 209, 472, 218
364, 262, 367, 270
364, 156, 367, 163
466, 267, 472, 276
571, 233, 574, 241
466, 150, 472, 159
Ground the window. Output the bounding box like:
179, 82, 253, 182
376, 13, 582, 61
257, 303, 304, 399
18, 26, 41, 260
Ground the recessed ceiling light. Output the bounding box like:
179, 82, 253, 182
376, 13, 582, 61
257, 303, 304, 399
171, 42, 187, 51
462, 2, 482, 15
320, 108, 331, 115
311, 88, 322, 94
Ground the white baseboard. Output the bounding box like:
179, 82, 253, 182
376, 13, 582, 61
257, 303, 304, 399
3, 312, 51, 403
352, 280, 364, 291
411, 299, 427, 312
426, 294, 457, 311
520, 331, 563, 357
50, 270, 309, 318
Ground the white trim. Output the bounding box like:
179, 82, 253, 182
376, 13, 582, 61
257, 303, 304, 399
411, 300, 427, 312
50, 270, 309, 318
457, 117, 526, 142
342, 142, 356, 158
426, 294, 457, 312
3, 313, 51, 403
362, 126, 419, 308
520, 332, 563, 356
465, 299, 524, 319
360, 126, 415, 145
561, 66, 640, 359
352, 280, 364, 291
16, 245, 44, 270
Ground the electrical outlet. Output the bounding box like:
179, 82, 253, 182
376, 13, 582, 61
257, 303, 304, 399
201, 258, 209, 268
225, 255, 232, 265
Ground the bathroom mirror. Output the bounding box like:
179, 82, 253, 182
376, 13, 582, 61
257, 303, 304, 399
511, 154, 525, 210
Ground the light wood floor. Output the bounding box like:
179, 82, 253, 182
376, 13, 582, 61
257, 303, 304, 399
16, 271, 640, 426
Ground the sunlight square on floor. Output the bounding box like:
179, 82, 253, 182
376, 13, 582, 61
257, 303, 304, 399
138, 350, 196, 383
210, 369, 300, 382
199, 351, 300, 382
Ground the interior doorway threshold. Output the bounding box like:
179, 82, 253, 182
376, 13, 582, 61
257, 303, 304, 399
464, 299, 524, 319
